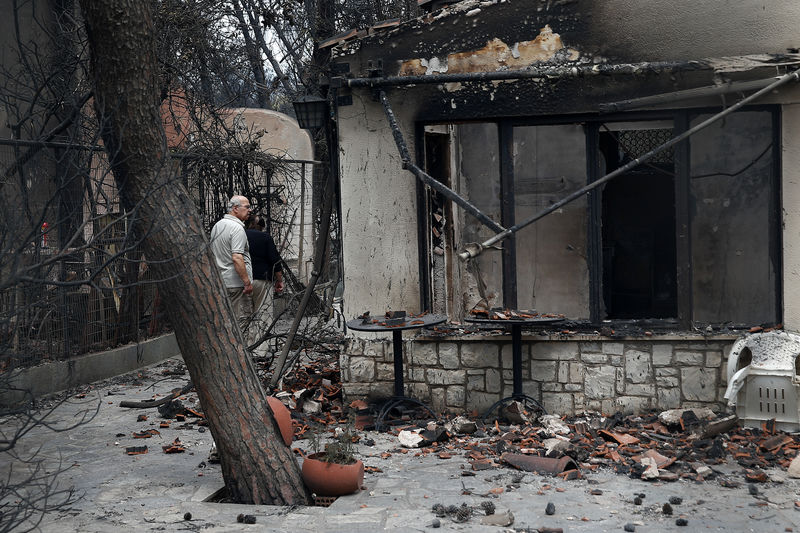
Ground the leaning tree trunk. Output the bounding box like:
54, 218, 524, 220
79, 0, 310, 505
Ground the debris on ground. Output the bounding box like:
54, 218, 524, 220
112, 356, 800, 513
125, 445, 148, 455
479, 509, 514, 526
445, 416, 477, 435
163, 438, 186, 453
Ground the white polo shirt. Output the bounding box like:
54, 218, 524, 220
209, 214, 252, 288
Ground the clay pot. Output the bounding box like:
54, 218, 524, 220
266, 397, 293, 447
301, 453, 364, 497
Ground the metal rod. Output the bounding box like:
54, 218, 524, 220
599, 77, 778, 112
585, 124, 603, 323
297, 162, 306, 279
458, 69, 800, 260
378, 90, 505, 234
344, 60, 703, 89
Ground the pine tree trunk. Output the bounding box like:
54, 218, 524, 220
79, 0, 310, 505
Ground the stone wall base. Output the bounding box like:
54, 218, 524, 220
340, 335, 734, 416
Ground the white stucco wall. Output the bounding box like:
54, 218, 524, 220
338, 91, 421, 319
228, 108, 313, 160
783, 104, 800, 331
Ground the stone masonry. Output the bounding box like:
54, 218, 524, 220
340, 334, 736, 416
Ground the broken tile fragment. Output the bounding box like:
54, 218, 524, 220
631, 449, 674, 469
599, 429, 639, 445
163, 438, 186, 453
125, 446, 148, 455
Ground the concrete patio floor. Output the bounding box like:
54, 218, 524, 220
3, 357, 800, 532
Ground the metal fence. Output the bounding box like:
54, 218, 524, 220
0, 139, 319, 370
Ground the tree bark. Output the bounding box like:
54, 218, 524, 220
78, 0, 310, 505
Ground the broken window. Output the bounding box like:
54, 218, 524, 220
688, 110, 778, 324
451, 123, 504, 314
424, 127, 454, 315
420, 107, 780, 327
599, 123, 677, 319
513, 124, 589, 317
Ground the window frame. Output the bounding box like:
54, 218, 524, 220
415, 105, 782, 329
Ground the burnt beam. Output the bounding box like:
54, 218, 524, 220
338, 60, 706, 89
498, 120, 517, 309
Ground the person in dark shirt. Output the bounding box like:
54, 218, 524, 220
244, 214, 284, 348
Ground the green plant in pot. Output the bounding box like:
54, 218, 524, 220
301, 427, 364, 497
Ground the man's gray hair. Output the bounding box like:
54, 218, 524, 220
227, 196, 242, 211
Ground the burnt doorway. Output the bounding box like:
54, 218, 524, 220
424, 129, 453, 315
600, 127, 677, 319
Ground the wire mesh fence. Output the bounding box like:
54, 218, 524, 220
0, 140, 164, 369
1, 139, 322, 371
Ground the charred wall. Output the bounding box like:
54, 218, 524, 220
334, 0, 800, 122
337, 0, 800, 78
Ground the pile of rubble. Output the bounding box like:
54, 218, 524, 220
117, 358, 800, 491
252, 354, 800, 489
364, 404, 800, 489
251, 356, 800, 489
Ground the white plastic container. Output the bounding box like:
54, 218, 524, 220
725, 331, 800, 432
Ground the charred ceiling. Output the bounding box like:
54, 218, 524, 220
333, 0, 591, 79
330, 1, 800, 124
359, 65, 785, 124
333, 1, 800, 76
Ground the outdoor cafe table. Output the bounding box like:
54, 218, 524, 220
465, 313, 563, 421
346, 312, 447, 430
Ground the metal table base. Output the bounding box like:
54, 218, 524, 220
465, 315, 562, 423
346, 314, 447, 431
480, 322, 546, 422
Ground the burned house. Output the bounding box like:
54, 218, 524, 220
330, 1, 800, 418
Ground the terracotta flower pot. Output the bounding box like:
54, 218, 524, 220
301, 453, 364, 497
267, 396, 293, 447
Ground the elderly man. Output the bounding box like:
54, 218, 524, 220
210, 195, 253, 327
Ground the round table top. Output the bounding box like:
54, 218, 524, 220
465, 312, 564, 326
346, 313, 447, 332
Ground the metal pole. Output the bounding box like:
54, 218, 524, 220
378, 90, 505, 234
298, 162, 306, 280
392, 329, 404, 397
458, 69, 800, 260
511, 323, 522, 398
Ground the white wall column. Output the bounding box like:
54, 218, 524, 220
782, 104, 800, 330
